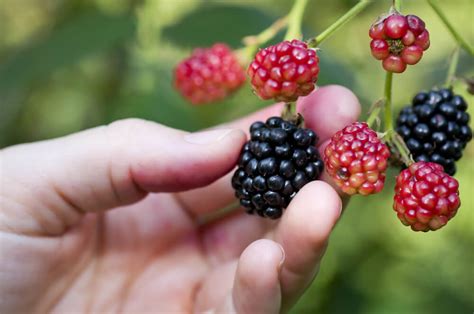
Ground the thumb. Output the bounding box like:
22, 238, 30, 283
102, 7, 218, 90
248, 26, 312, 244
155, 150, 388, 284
1, 118, 245, 234
214, 239, 284, 314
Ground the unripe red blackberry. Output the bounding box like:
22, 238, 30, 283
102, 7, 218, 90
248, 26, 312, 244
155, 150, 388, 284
383, 55, 407, 73
248, 40, 319, 102
396, 88, 472, 175
370, 39, 390, 60
324, 122, 391, 195
369, 13, 429, 73
232, 117, 323, 219
393, 162, 460, 232
384, 14, 409, 39
174, 43, 246, 104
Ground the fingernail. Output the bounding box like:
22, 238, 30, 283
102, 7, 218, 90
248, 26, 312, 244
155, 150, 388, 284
278, 244, 286, 270
184, 129, 235, 144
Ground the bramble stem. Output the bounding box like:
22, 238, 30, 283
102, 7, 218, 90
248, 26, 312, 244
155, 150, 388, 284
366, 99, 384, 129
308, 1, 371, 47
288, 102, 296, 115
382, 70, 414, 166
238, 17, 288, 64
281, 102, 304, 126
366, 107, 381, 129
427, 0, 474, 55
390, 130, 414, 166
282, 102, 296, 118
445, 46, 460, 88
243, 16, 288, 47
384, 71, 394, 131
284, 0, 309, 40
393, 0, 402, 12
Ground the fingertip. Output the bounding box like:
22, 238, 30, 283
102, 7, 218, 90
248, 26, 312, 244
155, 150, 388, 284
229, 128, 247, 142
298, 85, 361, 142
131, 128, 247, 192
276, 180, 342, 269
272, 181, 342, 306
238, 239, 285, 286
233, 239, 283, 314
206, 129, 247, 163
288, 181, 342, 241
298, 181, 342, 217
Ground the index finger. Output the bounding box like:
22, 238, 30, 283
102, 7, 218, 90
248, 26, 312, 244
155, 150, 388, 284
177, 85, 361, 216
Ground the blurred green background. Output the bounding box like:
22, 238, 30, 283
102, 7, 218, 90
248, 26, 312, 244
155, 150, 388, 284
0, 0, 473, 313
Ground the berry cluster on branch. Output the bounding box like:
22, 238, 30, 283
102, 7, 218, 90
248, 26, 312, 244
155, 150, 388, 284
232, 117, 323, 219
248, 40, 319, 102
370, 13, 429, 73
172, 0, 472, 232
174, 44, 246, 104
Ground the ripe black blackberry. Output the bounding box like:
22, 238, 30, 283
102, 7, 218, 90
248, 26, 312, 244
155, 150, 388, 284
396, 88, 472, 175
232, 116, 324, 219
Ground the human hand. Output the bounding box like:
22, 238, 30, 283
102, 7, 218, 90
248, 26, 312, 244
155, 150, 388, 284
0, 85, 360, 313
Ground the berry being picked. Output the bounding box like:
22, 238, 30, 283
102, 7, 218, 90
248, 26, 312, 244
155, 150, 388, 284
393, 161, 460, 232
248, 40, 319, 102
396, 88, 472, 175
369, 13, 429, 73
174, 43, 246, 104
232, 116, 324, 219
324, 122, 391, 195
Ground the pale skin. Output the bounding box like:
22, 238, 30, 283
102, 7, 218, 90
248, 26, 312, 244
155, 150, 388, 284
0, 85, 360, 313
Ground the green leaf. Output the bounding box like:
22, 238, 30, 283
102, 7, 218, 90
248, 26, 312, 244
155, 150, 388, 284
162, 4, 276, 48
0, 11, 135, 93
317, 53, 356, 88
0, 10, 136, 146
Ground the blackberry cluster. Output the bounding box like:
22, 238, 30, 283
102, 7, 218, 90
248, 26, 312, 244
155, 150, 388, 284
393, 161, 460, 232
232, 117, 324, 219
174, 43, 245, 104
248, 40, 319, 102
396, 88, 472, 175
324, 122, 391, 195
369, 13, 429, 73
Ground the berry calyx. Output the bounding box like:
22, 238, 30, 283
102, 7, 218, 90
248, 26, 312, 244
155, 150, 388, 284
232, 117, 324, 219
248, 40, 320, 102
324, 122, 391, 195
393, 161, 460, 232
369, 13, 429, 73
396, 88, 472, 175
174, 43, 246, 104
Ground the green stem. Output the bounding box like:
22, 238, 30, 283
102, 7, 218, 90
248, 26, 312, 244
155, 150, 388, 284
238, 17, 289, 64
308, 1, 371, 47
384, 71, 393, 131
243, 16, 288, 47
381, 70, 414, 166
284, 0, 309, 40
390, 131, 414, 166
288, 102, 296, 115
282, 102, 296, 118
427, 0, 474, 55
393, 0, 402, 12
281, 102, 304, 126
445, 46, 460, 88
366, 104, 382, 129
